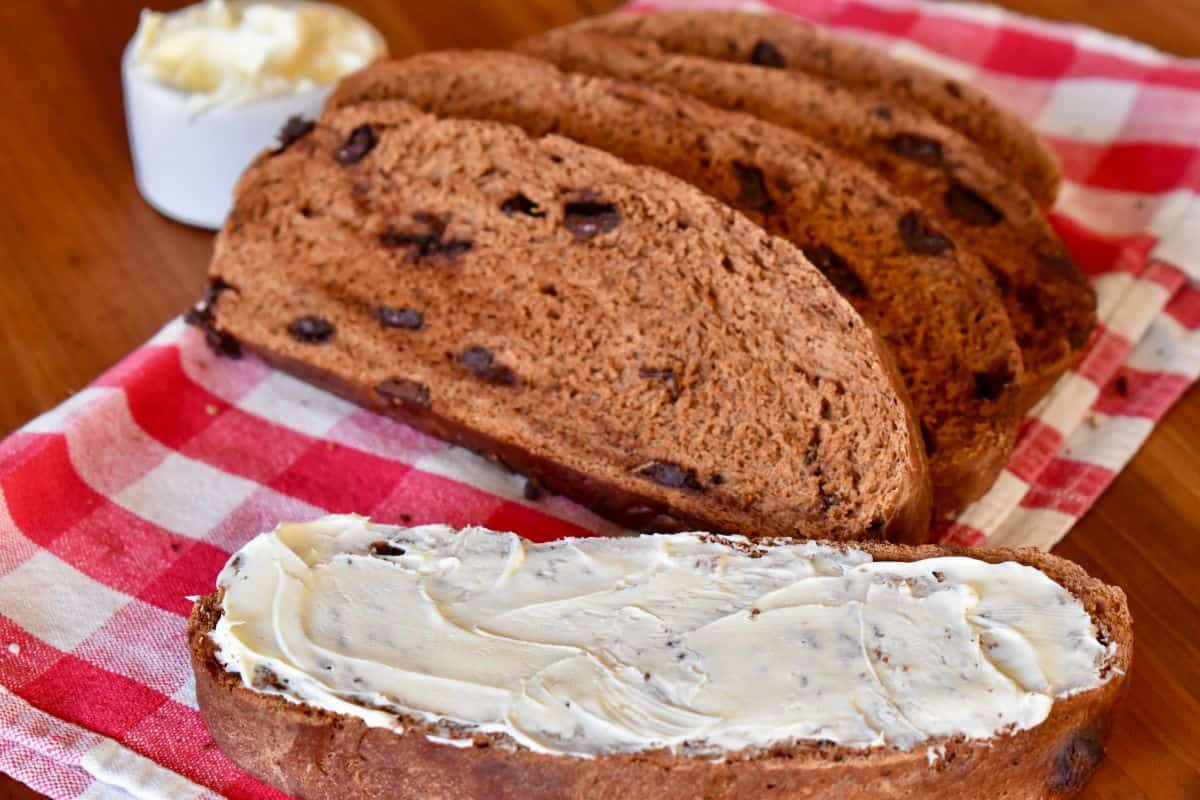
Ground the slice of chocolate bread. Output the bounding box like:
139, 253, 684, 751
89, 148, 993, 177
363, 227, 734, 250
204, 101, 931, 541
517, 31, 1096, 408
190, 516, 1132, 800
561, 10, 1063, 209
325, 52, 1024, 516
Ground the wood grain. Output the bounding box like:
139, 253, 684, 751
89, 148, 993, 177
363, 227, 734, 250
0, 1, 1196, 798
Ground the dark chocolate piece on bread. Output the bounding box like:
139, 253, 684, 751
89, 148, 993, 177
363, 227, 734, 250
561, 9, 1063, 209
206, 101, 930, 541
274, 115, 315, 154
190, 537, 1131, 800
326, 51, 1023, 516
517, 30, 1094, 407
184, 278, 243, 358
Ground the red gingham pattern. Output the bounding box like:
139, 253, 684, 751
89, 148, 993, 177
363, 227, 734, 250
1, 0, 1198, 795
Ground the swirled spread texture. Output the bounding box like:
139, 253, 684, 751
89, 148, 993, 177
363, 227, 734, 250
211, 516, 1113, 758
132, 0, 384, 108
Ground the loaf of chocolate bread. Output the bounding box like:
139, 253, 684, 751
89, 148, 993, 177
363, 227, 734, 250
561, 9, 1063, 208
517, 30, 1095, 408
202, 101, 931, 541
326, 51, 1024, 516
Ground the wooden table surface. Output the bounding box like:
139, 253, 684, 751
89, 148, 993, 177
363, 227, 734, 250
1, 1, 1198, 798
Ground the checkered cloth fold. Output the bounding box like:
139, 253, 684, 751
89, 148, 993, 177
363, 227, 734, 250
1, 0, 1197, 796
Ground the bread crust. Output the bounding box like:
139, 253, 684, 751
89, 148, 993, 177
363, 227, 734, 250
563, 10, 1063, 209
245, 340, 931, 544
190, 542, 1131, 800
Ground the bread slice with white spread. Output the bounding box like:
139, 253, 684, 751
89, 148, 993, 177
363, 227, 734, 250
190, 516, 1131, 799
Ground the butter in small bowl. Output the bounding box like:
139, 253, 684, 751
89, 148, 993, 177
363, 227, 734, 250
123, 0, 386, 229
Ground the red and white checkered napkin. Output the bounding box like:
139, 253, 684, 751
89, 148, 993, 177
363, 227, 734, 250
0, 1, 1197, 797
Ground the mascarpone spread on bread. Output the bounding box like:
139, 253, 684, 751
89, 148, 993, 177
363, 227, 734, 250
211, 515, 1113, 758
132, 0, 384, 109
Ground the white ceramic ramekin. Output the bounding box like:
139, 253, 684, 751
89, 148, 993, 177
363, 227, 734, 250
121, 19, 370, 230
